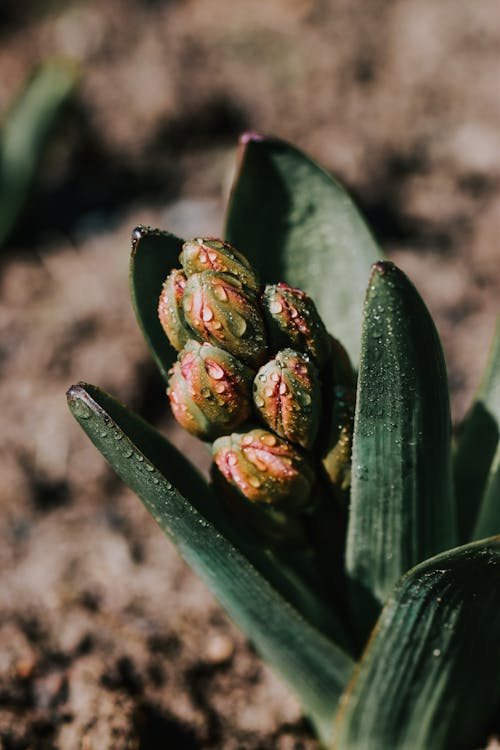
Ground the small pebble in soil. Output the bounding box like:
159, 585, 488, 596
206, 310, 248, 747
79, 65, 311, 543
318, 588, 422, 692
203, 634, 234, 664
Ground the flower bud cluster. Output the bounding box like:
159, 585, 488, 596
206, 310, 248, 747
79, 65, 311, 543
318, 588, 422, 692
158, 237, 355, 528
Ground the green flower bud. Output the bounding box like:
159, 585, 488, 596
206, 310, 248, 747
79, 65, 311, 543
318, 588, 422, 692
253, 349, 321, 450
322, 386, 355, 492
158, 268, 192, 351
183, 271, 267, 368
180, 237, 260, 295
212, 428, 315, 511
167, 340, 253, 440
262, 283, 330, 368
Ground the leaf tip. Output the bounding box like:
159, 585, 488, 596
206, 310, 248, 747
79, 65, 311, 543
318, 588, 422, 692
239, 131, 267, 146
371, 260, 395, 277
66, 382, 85, 402
66, 382, 96, 420
130, 225, 149, 256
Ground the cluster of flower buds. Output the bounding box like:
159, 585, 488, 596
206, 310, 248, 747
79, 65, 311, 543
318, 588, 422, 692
159, 237, 355, 536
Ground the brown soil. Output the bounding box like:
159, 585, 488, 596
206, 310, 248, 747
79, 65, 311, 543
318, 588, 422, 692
0, 1, 499, 748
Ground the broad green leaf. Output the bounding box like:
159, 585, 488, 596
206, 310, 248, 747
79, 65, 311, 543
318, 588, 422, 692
473, 442, 500, 540
454, 318, 500, 541
346, 262, 457, 608
67, 382, 354, 744
335, 537, 500, 750
130, 226, 184, 381
0, 58, 78, 247
225, 134, 381, 366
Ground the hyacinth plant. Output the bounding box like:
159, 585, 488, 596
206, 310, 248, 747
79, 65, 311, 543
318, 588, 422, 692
67, 135, 500, 749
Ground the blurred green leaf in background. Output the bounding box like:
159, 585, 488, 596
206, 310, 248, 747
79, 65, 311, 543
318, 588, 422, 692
0, 57, 78, 248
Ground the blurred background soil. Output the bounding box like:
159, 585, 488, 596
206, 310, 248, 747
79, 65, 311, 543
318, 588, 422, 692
0, 1, 499, 748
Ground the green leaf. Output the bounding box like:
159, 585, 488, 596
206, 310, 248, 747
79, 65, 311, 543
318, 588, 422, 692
129, 226, 184, 381
67, 382, 354, 744
346, 262, 457, 609
0, 58, 78, 247
225, 134, 381, 366
454, 318, 500, 541
335, 537, 500, 750
473, 443, 500, 540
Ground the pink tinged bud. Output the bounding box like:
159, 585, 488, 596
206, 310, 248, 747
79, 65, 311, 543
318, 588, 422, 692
322, 386, 355, 491
253, 349, 321, 450
212, 428, 315, 512
262, 283, 330, 368
158, 268, 192, 351
167, 340, 253, 440
182, 271, 267, 368
180, 238, 260, 295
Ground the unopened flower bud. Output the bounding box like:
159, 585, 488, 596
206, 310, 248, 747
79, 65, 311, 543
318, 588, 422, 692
180, 238, 260, 295
212, 428, 315, 511
262, 283, 330, 368
253, 349, 321, 450
183, 271, 267, 368
322, 386, 355, 492
158, 268, 192, 351
167, 340, 253, 440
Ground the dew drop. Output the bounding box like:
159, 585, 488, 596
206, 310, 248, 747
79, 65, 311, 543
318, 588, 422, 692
254, 395, 265, 408
72, 401, 92, 419
242, 435, 253, 446
227, 453, 238, 466
230, 313, 247, 337
270, 300, 283, 315
205, 361, 224, 380
202, 307, 214, 322
214, 383, 226, 394
302, 393, 312, 405
279, 382, 287, 395
261, 433, 276, 446
201, 386, 211, 398
248, 476, 261, 488
213, 284, 228, 302
270, 372, 280, 382
264, 386, 274, 397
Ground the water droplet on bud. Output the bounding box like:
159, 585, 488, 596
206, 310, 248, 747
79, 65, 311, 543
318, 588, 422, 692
213, 285, 228, 302
202, 307, 214, 322
261, 433, 276, 446
230, 313, 247, 337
